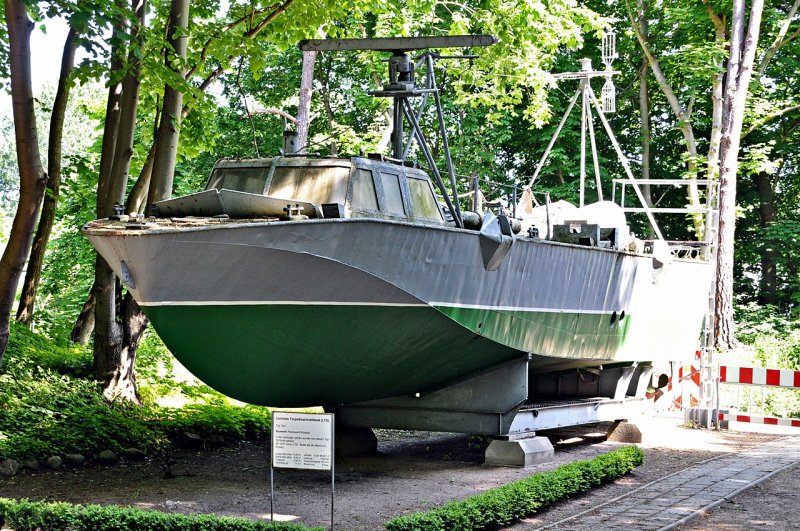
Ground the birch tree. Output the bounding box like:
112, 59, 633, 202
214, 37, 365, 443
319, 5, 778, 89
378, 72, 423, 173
714, 0, 764, 347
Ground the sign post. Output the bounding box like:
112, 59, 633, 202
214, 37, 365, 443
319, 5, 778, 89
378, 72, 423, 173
270, 412, 335, 529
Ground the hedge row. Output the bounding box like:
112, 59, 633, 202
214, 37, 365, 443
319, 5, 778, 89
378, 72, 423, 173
384, 445, 645, 530
0, 498, 320, 531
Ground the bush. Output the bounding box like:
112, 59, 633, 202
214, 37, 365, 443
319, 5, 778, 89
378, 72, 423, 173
384, 445, 644, 531
0, 498, 320, 531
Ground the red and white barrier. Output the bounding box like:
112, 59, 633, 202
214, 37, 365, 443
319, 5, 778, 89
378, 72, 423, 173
719, 412, 800, 428
719, 366, 800, 388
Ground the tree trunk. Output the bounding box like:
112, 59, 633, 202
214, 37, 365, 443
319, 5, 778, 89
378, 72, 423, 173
753, 171, 778, 305
706, 7, 727, 185
146, 0, 190, 207
126, 143, 156, 214
295, 50, 317, 153
628, 1, 704, 235
94, 290, 147, 403
70, 283, 96, 346
714, 0, 764, 348
636, 1, 653, 209
319, 56, 338, 156
94, 0, 146, 402
0, 0, 47, 362
16, 27, 78, 326
70, 0, 124, 347
96, 0, 126, 218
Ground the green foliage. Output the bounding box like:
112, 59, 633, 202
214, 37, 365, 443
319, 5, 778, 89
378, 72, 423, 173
730, 304, 800, 418
158, 403, 272, 441
735, 303, 800, 369
0, 322, 271, 460
384, 445, 644, 530
5, 320, 92, 377
0, 498, 318, 531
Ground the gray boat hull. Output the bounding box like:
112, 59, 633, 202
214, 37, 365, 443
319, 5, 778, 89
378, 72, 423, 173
84, 217, 712, 406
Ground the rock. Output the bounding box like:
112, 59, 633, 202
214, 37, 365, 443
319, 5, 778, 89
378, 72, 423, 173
64, 453, 86, 466
45, 456, 63, 470
121, 448, 146, 461
22, 458, 39, 471
96, 450, 119, 465
0, 458, 20, 477
178, 432, 205, 451
607, 421, 643, 443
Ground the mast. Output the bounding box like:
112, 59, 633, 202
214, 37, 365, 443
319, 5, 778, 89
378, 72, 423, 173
526, 33, 664, 241
299, 35, 497, 229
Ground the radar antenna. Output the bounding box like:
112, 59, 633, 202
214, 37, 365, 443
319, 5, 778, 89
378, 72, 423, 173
298, 35, 497, 229
601, 32, 617, 113
525, 32, 664, 240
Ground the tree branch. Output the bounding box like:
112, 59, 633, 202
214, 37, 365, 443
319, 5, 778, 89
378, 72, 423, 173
183, 0, 295, 118
625, 0, 692, 128
757, 0, 800, 75
249, 107, 299, 125
743, 103, 800, 137
184, 5, 274, 80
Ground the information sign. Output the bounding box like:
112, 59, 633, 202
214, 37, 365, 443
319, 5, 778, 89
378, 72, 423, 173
270, 412, 336, 529
271, 412, 333, 470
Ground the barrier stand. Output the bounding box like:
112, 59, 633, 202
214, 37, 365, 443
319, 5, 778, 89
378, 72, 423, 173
717, 366, 800, 429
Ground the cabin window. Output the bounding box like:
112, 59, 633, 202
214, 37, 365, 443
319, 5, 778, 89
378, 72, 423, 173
207, 168, 268, 194
352, 168, 379, 210
408, 177, 443, 221
380, 171, 406, 215
268, 166, 349, 205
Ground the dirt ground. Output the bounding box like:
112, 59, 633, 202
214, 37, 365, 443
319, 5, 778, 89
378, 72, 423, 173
0, 417, 790, 530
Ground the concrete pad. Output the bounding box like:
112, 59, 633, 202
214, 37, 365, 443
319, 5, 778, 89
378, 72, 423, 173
335, 425, 377, 457
485, 437, 554, 467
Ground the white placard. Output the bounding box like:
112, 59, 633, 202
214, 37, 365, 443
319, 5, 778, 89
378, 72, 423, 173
271, 412, 333, 471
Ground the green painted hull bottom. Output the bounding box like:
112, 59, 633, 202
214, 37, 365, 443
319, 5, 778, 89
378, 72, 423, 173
144, 304, 628, 407
144, 304, 523, 407
433, 306, 631, 360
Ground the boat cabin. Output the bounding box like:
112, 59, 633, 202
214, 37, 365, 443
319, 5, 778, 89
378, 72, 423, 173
155, 155, 449, 226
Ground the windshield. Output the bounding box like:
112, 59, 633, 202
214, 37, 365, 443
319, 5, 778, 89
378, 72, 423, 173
408, 177, 443, 221
268, 166, 349, 205
206, 167, 269, 194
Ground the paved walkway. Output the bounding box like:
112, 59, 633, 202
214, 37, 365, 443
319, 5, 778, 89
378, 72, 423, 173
527, 435, 800, 531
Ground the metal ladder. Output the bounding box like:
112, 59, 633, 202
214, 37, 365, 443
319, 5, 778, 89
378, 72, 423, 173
697, 184, 721, 428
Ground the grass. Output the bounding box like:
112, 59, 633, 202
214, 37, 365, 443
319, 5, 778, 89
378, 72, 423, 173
0, 320, 271, 461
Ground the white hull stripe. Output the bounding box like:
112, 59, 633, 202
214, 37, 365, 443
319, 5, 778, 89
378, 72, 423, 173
138, 300, 611, 314
430, 302, 611, 315
139, 300, 428, 308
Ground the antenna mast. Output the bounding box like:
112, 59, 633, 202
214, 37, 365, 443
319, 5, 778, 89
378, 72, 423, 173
525, 33, 663, 239
299, 35, 497, 229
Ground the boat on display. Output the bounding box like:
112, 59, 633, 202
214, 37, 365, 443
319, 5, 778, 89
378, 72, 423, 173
84, 36, 713, 421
